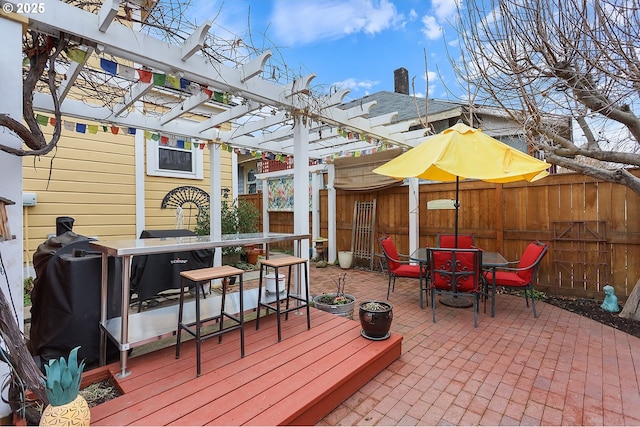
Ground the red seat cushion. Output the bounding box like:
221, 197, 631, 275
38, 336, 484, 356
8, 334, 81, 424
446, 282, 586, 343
439, 234, 474, 249
391, 264, 423, 278
484, 271, 528, 287
380, 237, 401, 271
517, 242, 546, 282
431, 250, 478, 292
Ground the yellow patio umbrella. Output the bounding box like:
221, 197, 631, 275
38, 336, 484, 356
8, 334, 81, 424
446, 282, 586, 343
373, 122, 550, 246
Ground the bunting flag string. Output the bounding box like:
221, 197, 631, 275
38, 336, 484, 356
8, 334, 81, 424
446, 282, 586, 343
30, 114, 208, 151
31, 112, 387, 159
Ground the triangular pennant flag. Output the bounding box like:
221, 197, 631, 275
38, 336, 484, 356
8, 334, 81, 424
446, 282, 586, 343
100, 58, 118, 75
36, 114, 48, 126
76, 123, 86, 133
67, 48, 87, 63
137, 69, 152, 83
119, 64, 135, 80
152, 73, 166, 86
102, 125, 108, 132
111, 126, 119, 135
199, 143, 205, 149
64, 121, 75, 131
88, 125, 99, 134
167, 75, 181, 89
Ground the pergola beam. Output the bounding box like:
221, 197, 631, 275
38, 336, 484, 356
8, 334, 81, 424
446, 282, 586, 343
181, 22, 211, 61
97, 0, 119, 33
111, 81, 154, 117
161, 90, 212, 125
58, 47, 94, 102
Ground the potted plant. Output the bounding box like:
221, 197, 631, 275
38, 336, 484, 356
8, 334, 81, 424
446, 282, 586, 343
195, 195, 260, 267
359, 300, 393, 340
312, 273, 356, 319
39, 346, 90, 426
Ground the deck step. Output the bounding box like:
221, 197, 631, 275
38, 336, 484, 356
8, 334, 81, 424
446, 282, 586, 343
89, 309, 402, 426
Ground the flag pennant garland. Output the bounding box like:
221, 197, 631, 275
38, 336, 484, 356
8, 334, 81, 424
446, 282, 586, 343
75, 123, 86, 133
63, 121, 75, 131
137, 69, 152, 83
100, 58, 118, 75
152, 73, 166, 87
160, 135, 169, 145
88, 125, 99, 134
119, 64, 136, 80
36, 114, 48, 126
167, 75, 181, 89
111, 126, 119, 135
67, 48, 87, 63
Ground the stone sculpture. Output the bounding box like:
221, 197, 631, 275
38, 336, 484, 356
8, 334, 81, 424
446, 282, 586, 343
601, 284, 620, 313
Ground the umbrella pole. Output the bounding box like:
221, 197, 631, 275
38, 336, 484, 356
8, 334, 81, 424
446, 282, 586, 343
439, 175, 473, 309
454, 176, 459, 248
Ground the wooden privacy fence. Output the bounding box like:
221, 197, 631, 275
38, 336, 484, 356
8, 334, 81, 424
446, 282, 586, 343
241, 169, 640, 299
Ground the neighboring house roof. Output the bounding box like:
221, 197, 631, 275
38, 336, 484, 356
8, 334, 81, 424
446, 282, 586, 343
342, 91, 464, 124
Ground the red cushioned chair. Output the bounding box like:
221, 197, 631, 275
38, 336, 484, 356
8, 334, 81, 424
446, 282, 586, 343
483, 241, 549, 318
429, 248, 483, 327
437, 233, 475, 249
378, 236, 428, 308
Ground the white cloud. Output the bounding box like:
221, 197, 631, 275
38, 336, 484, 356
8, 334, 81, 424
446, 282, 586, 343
431, 0, 460, 21
421, 15, 441, 40
271, 0, 404, 45
334, 77, 379, 92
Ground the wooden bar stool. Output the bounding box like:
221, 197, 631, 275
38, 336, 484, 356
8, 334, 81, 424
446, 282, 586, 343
255, 256, 310, 342
176, 265, 245, 376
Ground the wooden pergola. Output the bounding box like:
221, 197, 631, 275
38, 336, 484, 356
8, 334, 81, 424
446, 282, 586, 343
3, 0, 428, 265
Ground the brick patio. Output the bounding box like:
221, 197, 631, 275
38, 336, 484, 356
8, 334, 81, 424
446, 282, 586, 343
310, 264, 640, 426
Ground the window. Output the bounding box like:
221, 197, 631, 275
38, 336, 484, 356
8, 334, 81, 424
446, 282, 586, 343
146, 139, 203, 179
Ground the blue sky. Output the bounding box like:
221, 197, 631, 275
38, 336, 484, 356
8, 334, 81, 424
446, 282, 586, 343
188, 0, 463, 103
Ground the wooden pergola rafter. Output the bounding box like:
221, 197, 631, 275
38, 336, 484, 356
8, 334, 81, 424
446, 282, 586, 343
24, 0, 427, 158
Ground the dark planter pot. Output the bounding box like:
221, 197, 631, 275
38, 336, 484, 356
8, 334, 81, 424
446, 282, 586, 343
359, 300, 393, 340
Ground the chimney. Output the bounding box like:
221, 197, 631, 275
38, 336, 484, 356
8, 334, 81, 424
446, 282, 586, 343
394, 67, 409, 95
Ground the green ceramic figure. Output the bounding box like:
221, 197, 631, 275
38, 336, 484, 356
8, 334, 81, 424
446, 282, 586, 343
601, 285, 620, 313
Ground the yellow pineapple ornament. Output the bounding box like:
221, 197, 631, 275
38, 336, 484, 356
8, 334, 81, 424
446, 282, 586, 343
39, 346, 90, 426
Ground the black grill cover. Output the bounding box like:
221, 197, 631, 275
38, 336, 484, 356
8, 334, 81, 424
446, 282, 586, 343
129, 229, 213, 302
29, 232, 121, 368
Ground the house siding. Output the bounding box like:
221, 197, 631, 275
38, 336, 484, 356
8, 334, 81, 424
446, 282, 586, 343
22, 116, 232, 269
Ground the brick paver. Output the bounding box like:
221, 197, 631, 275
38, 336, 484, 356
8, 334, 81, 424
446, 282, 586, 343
310, 264, 640, 426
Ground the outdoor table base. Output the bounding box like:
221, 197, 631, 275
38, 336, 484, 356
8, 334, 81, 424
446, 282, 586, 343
439, 295, 473, 308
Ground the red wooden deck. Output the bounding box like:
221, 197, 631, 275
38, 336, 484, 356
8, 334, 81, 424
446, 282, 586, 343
88, 308, 402, 426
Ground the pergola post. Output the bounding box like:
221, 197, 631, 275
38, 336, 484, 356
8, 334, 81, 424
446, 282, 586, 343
293, 115, 310, 294
327, 164, 336, 264
0, 12, 28, 419
210, 144, 223, 266
409, 178, 420, 258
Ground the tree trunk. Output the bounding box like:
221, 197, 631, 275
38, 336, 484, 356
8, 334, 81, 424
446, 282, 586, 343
0, 288, 48, 406
619, 279, 640, 321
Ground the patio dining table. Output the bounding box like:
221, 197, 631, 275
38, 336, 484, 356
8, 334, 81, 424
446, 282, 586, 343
410, 248, 508, 314
91, 232, 310, 378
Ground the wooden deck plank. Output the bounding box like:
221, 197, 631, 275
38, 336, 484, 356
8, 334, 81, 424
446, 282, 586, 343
92, 312, 332, 424
89, 308, 402, 426
128, 315, 350, 425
